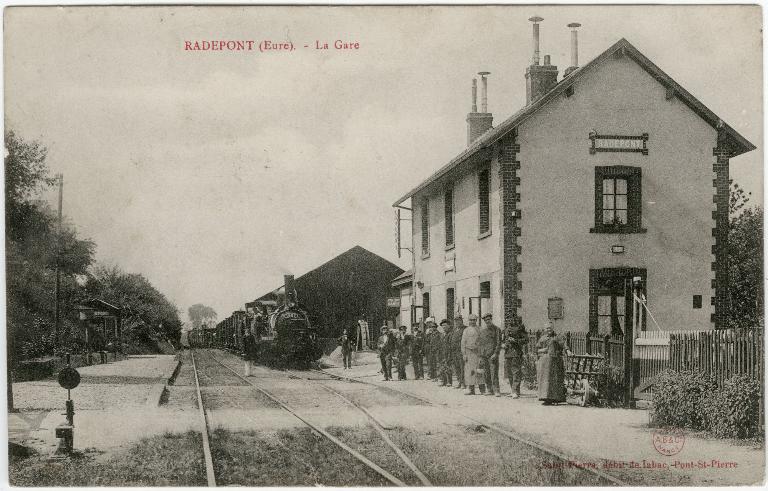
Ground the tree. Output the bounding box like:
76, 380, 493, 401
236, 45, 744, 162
5, 130, 95, 361
727, 181, 763, 328
83, 264, 183, 348
188, 303, 217, 329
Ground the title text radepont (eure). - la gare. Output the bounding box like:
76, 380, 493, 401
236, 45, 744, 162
184, 40, 360, 52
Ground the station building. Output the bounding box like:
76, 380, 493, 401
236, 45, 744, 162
392, 21, 755, 334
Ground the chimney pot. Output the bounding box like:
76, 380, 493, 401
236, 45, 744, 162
544, 55, 550, 66
565, 22, 581, 77
529, 16, 543, 65
478, 71, 490, 113
466, 72, 493, 146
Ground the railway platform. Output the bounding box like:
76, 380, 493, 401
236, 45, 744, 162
9, 355, 183, 455
322, 356, 765, 486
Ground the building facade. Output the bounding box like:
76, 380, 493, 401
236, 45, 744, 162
393, 25, 754, 335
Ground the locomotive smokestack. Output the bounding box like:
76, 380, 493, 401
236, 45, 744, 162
284, 274, 296, 305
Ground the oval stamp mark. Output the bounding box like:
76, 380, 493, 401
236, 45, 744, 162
652, 428, 685, 456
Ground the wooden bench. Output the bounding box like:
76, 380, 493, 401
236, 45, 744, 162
565, 353, 604, 406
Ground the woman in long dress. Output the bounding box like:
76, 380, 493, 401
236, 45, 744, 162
536, 322, 569, 405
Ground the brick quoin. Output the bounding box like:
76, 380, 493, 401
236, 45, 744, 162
711, 128, 730, 328
498, 130, 522, 328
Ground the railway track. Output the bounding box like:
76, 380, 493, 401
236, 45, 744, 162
310, 367, 627, 487
189, 349, 430, 487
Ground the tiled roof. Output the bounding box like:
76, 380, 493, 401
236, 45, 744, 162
393, 38, 755, 206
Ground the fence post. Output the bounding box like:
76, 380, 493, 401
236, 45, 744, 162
566, 332, 571, 353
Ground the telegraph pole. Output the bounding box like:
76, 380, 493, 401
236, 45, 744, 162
54, 173, 63, 346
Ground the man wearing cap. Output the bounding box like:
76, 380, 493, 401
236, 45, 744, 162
503, 318, 529, 398
424, 317, 438, 380
377, 325, 394, 381
394, 325, 410, 380
410, 323, 425, 379
450, 314, 466, 388
438, 319, 453, 387
338, 328, 354, 369
479, 312, 502, 396
461, 314, 483, 395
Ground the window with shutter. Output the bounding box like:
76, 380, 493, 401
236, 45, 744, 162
478, 169, 490, 235
591, 166, 645, 234
421, 199, 430, 256
446, 288, 455, 321
444, 188, 454, 247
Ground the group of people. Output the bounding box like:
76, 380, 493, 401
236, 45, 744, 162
374, 314, 570, 405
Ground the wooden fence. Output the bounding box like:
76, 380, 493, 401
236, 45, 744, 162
669, 329, 764, 385
633, 329, 764, 399
525, 330, 625, 369
524, 328, 764, 402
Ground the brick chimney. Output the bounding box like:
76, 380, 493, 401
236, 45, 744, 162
525, 16, 559, 104
466, 72, 493, 145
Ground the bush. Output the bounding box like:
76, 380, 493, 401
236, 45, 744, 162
650, 369, 717, 429
651, 370, 762, 440
596, 364, 625, 407
701, 375, 762, 439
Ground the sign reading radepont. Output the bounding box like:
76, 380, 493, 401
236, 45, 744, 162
386, 297, 401, 308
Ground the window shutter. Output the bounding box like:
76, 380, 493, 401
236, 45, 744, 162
479, 169, 490, 233
444, 189, 454, 246
421, 200, 430, 255
629, 169, 642, 229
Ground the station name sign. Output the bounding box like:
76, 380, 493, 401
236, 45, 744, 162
589, 132, 649, 155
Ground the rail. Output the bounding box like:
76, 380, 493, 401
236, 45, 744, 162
195, 349, 408, 486
190, 351, 217, 487
312, 367, 627, 487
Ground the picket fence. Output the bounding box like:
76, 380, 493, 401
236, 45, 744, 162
525, 328, 763, 401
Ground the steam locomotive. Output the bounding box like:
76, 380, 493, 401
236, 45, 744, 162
187, 275, 323, 368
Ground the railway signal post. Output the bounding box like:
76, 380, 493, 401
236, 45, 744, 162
55, 353, 80, 455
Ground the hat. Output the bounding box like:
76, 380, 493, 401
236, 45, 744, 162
468, 314, 478, 321
439, 319, 449, 326
425, 316, 435, 324
482, 312, 493, 319
453, 312, 463, 320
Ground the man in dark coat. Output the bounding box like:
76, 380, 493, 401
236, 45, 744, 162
503, 319, 529, 398
394, 326, 410, 380
377, 326, 394, 381
425, 318, 439, 380
243, 327, 258, 377
439, 320, 453, 387
410, 323, 425, 380
449, 314, 466, 389
478, 312, 502, 396
338, 328, 354, 369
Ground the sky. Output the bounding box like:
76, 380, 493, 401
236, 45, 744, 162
4, 5, 763, 322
